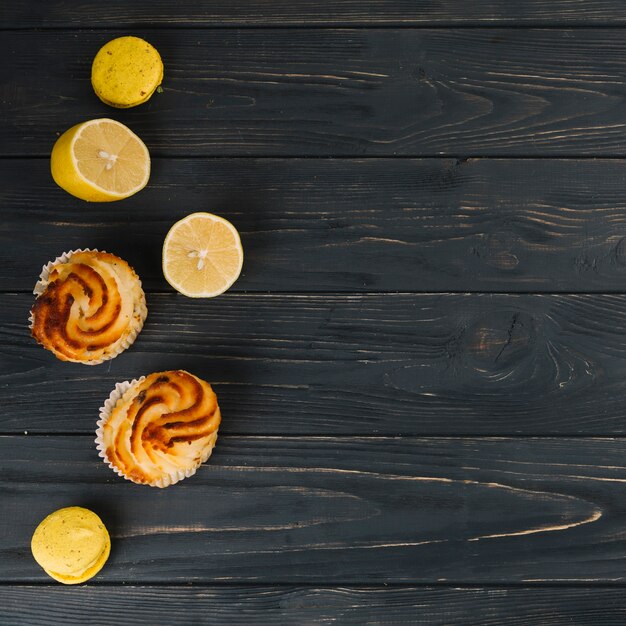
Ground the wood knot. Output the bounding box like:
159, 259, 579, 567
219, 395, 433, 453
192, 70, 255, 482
464, 311, 534, 367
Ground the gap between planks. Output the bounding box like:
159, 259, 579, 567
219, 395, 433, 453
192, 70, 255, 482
6, 434, 626, 440
3, 581, 626, 588
10, 290, 626, 296
8, 154, 626, 160
8, 24, 626, 31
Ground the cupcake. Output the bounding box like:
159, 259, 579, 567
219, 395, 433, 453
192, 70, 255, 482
30, 249, 147, 364
96, 370, 221, 487
31, 507, 111, 584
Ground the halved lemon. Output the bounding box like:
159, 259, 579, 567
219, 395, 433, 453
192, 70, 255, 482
51, 118, 150, 202
163, 212, 244, 298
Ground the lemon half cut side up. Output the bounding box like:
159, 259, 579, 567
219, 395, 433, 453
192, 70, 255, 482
163, 212, 244, 298
51, 118, 150, 202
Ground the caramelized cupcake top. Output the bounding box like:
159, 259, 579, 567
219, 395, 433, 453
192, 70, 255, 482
97, 370, 221, 487
31, 250, 146, 364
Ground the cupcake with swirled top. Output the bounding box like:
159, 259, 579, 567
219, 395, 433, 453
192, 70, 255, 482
30, 249, 146, 364
96, 370, 221, 487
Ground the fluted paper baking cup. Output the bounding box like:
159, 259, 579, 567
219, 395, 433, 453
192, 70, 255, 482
95, 377, 216, 488
34, 248, 94, 296
30, 249, 147, 365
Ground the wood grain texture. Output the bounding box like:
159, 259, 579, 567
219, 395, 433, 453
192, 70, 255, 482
2, 435, 626, 582
4, 586, 626, 626
6, 29, 626, 157
4, 292, 626, 435
6, 158, 626, 293
5, 5, 626, 612
4, 0, 626, 28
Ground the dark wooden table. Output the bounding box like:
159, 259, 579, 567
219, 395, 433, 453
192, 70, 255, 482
4, 2, 626, 624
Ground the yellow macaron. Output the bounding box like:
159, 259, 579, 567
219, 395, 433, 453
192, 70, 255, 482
31, 507, 111, 584
91, 36, 163, 108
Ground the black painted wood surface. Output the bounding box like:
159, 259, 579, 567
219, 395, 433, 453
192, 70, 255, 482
7, 29, 626, 157
4, 293, 626, 435
3, 435, 626, 583
3, 1, 626, 623
5, 1, 626, 28
5, 586, 626, 626
5, 158, 626, 293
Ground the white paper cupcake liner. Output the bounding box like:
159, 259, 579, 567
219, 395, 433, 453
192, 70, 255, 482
33, 248, 94, 297
95, 376, 216, 488
30, 248, 147, 366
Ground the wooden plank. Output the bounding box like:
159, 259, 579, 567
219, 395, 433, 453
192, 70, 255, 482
3, 586, 626, 626
6, 158, 626, 293
4, 292, 626, 435
5, 30, 626, 157
4, 1, 626, 28
2, 435, 626, 582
